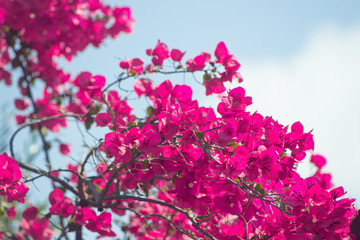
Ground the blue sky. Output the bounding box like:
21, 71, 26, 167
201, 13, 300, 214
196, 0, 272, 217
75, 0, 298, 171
2, 1, 360, 236
62, 1, 360, 72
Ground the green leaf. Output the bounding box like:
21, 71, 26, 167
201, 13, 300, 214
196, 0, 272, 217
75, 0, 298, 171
226, 141, 238, 147
128, 121, 136, 127
56, 97, 62, 106
195, 215, 208, 220
188, 232, 195, 238
142, 161, 149, 169
95, 184, 102, 192
129, 69, 137, 76
85, 117, 94, 130
196, 131, 204, 140
89, 105, 101, 115
149, 178, 155, 185
146, 106, 155, 117
254, 183, 263, 191
3, 25, 10, 33
138, 122, 144, 129
130, 147, 138, 157
142, 187, 149, 196
202, 73, 211, 82
259, 188, 266, 197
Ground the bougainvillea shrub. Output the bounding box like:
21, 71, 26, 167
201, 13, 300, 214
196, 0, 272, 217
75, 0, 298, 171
0, 0, 357, 239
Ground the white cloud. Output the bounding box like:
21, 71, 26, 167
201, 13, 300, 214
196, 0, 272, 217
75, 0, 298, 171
201, 23, 360, 205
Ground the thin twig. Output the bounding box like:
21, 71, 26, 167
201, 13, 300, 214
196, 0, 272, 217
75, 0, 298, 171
99, 195, 217, 240
9, 114, 84, 159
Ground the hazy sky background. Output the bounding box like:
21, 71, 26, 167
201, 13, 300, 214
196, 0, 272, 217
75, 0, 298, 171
59, 1, 360, 204
2, 1, 360, 236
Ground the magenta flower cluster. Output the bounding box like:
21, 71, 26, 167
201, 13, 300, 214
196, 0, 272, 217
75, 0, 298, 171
0, 0, 357, 239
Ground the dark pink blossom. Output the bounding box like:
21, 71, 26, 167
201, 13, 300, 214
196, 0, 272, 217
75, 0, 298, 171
49, 188, 75, 218
93, 212, 116, 237
15, 115, 26, 124
217, 86, 252, 117
0, 153, 29, 203
172, 85, 192, 103
204, 78, 226, 95
134, 78, 156, 97
153, 40, 170, 60
59, 143, 70, 155
20, 207, 53, 240
95, 112, 112, 127
138, 125, 161, 155
120, 57, 144, 74
0, 7, 5, 25
315, 171, 333, 190
0, 69, 11, 85
14, 99, 29, 110
311, 154, 327, 169
110, 7, 134, 37
75, 207, 116, 237
223, 54, 240, 73
74, 72, 105, 104
75, 207, 97, 227
186, 54, 206, 71
146, 40, 170, 66
215, 41, 229, 64
154, 79, 173, 99
170, 49, 185, 63
6, 206, 16, 219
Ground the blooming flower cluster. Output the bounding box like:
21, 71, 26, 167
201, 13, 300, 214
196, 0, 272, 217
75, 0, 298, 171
0, 0, 358, 239
19, 206, 53, 240
0, 153, 28, 203
75, 207, 116, 237
0, 0, 134, 129
99, 54, 358, 237
48, 188, 75, 217
0, 0, 133, 86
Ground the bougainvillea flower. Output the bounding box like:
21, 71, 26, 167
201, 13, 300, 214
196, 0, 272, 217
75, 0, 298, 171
59, 143, 71, 155
310, 154, 327, 169
120, 57, 144, 74
20, 207, 53, 240
0, 153, 29, 203
170, 49, 185, 63
49, 188, 75, 218
14, 98, 29, 110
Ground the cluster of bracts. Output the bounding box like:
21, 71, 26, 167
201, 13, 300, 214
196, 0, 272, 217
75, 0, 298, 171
0, 0, 357, 239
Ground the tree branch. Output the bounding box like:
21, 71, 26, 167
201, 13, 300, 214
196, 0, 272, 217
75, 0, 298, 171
100, 195, 217, 240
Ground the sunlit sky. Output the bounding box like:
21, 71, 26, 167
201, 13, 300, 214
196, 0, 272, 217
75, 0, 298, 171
2, 0, 360, 230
